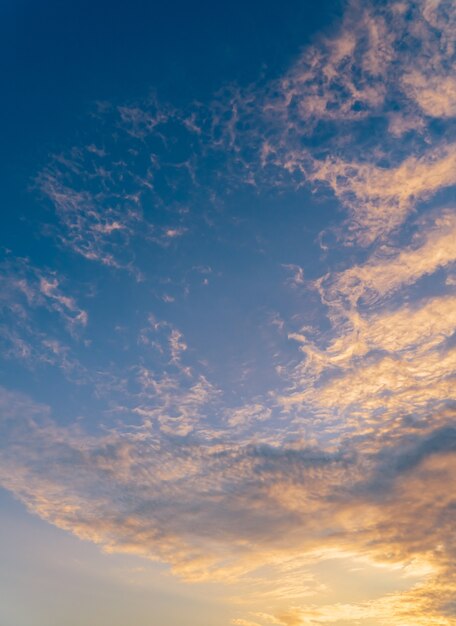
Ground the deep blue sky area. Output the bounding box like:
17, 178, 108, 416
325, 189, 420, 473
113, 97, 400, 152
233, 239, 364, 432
2, 1, 339, 165
1, 0, 340, 257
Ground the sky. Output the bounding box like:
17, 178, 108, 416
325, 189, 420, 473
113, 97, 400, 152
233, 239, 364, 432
1, 0, 456, 625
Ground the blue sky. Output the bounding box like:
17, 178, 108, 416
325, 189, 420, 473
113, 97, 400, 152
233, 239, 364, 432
1, 1, 456, 625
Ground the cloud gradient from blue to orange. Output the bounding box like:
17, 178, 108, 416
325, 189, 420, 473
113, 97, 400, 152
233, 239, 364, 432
1, 0, 455, 624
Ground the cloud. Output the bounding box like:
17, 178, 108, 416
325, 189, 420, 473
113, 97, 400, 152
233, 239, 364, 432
402, 72, 456, 119
283, 265, 305, 289
38, 166, 142, 271
279, 208, 456, 449
0, 258, 87, 374
226, 403, 272, 429
0, 385, 455, 625
230, 0, 456, 245
38, 276, 88, 328
308, 146, 456, 244
316, 209, 456, 309
401, 0, 456, 119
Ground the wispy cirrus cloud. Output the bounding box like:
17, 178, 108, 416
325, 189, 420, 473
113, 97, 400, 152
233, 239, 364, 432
38, 161, 143, 272
280, 207, 456, 442
307, 146, 456, 245
315, 209, 456, 310
0, 258, 88, 373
